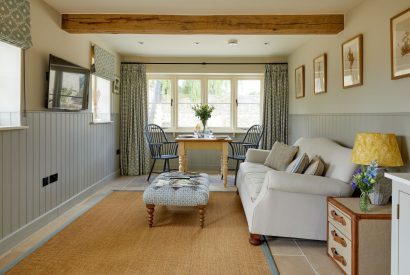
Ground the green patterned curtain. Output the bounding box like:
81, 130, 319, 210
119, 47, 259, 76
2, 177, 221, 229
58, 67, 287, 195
261, 64, 289, 149
120, 64, 150, 175
91, 45, 115, 81
0, 0, 32, 49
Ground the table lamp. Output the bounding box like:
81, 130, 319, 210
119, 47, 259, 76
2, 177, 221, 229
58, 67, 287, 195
352, 132, 403, 205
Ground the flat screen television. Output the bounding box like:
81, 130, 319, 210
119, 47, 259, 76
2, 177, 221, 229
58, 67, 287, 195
47, 54, 90, 111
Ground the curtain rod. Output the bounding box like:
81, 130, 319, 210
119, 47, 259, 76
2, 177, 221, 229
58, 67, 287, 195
121, 62, 287, 65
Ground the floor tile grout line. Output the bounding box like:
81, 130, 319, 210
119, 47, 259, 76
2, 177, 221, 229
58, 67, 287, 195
294, 240, 319, 275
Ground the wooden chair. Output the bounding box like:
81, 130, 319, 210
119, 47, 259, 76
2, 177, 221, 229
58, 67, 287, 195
228, 125, 263, 185
144, 124, 178, 181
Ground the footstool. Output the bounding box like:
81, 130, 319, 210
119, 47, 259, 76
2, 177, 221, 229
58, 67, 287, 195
143, 172, 210, 228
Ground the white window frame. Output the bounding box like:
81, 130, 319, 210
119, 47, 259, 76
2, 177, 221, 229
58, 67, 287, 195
91, 75, 113, 123
147, 74, 263, 133
0, 41, 24, 130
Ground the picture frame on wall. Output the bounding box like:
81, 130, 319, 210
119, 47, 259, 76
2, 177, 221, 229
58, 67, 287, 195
113, 76, 120, 94
295, 65, 305, 99
342, 34, 363, 88
313, 54, 327, 94
390, 8, 410, 80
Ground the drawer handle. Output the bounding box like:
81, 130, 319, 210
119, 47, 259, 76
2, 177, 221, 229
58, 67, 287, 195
331, 230, 347, 247
331, 247, 347, 266
331, 210, 346, 226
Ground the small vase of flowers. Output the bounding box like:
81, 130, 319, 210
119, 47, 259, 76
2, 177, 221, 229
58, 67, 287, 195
351, 161, 380, 212
192, 104, 215, 135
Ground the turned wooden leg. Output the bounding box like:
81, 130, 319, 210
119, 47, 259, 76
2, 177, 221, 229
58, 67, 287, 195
249, 233, 262, 245
198, 206, 206, 228
146, 204, 155, 227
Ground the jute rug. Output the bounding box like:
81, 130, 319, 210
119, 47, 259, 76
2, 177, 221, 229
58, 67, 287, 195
8, 192, 271, 275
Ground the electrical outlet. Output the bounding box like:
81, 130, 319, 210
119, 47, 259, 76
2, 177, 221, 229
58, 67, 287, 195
50, 173, 58, 183
42, 177, 49, 187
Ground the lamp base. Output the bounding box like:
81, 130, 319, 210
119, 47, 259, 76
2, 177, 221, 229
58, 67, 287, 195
369, 170, 392, 205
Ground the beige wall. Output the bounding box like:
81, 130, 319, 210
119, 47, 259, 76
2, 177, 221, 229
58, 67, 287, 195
288, 0, 410, 115
26, 0, 120, 113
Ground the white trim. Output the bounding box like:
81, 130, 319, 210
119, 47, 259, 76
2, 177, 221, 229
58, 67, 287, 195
147, 74, 263, 132
90, 121, 114, 125
0, 126, 29, 131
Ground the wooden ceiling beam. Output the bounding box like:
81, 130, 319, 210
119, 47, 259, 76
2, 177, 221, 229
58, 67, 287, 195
61, 14, 344, 35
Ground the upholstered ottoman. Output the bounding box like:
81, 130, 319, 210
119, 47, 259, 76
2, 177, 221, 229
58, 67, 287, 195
143, 172, 210, 228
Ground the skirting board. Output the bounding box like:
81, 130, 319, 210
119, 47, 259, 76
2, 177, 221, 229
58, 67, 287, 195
0, 170, 119, 256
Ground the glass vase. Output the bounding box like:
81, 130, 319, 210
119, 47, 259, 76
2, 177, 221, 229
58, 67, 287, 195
359, 192, 370, 212
201, 120, 207, 137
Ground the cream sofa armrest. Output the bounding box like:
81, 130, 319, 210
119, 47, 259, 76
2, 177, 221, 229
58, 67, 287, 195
245, 149, 270, 164
265, 170, 353, 197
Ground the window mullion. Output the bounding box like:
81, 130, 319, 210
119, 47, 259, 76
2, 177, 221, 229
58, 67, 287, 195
232, 77, 237, 131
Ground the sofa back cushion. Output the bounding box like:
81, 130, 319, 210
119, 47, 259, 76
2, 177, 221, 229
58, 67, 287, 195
293, 138, 357, 183
264, 142, 299, 171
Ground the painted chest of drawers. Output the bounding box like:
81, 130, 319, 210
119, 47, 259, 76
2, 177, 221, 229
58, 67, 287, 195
327, 197, 391, 275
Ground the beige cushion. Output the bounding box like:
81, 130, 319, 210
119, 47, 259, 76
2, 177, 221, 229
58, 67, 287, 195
286, 153, 309, 174
264, 142, 299, 171
304, 156, 325, 176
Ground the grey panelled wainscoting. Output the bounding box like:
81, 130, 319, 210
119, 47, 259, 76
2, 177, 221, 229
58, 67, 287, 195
0, 112, 119, 254
289, 113, 410, 171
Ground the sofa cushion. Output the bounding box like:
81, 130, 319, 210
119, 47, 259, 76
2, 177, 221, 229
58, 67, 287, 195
293, 137, 358, 183
264, 142, 299, 171
286, 153, 309, 173
304, 156, 325, 176
239, 162, 272, 201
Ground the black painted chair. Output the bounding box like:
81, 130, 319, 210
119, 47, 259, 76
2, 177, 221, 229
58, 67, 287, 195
144, 124, 178, 181
228, 124, 263, 185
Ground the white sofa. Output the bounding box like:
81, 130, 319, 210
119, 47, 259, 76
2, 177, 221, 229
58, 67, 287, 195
236, 137, 357, 245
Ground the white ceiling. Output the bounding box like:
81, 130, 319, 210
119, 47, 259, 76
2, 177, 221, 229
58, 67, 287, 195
43, 0, 363, 14
44, 0, 364, 57
92, 34, 322, 57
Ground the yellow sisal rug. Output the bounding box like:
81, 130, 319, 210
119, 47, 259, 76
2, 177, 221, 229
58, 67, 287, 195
8, 192, 271, 275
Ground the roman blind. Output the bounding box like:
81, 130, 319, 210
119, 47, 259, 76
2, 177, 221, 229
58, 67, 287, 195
0, 0, 32, 49
91, 44, 115, 81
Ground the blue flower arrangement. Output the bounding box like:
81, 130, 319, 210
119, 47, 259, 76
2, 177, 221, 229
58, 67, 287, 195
351, 161, 380, 193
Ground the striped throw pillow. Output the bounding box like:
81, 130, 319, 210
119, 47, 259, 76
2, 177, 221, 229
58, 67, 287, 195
286, 153, 310, 174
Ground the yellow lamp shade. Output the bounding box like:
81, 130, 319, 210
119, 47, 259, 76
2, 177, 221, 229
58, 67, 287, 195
352, 133, 403, 167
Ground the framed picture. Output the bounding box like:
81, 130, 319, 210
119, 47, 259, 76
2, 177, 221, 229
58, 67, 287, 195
390, 8, 410, 80
295, 65, 305, 99
313, 54, 327, 94
342, 34, 363, 88
113, 76, 120, 94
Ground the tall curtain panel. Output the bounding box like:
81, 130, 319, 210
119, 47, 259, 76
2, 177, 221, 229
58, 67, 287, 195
0, 0, 32, 49
120, 64, 150, 175
261, 64, 289, 149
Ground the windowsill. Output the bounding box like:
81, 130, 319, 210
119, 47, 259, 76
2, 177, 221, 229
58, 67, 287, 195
0, 126, 29, 131
90, 121, 115, 125
163, 129, 247, 134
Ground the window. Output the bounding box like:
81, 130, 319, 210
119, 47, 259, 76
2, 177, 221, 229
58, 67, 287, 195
177, 79, 201, 128
92, 76, 111, 122
148, 79, 172, 127
207, 79, 231, 128
147, 75, 263, 132
0, 41, 22, 127
237, 79, 261, 128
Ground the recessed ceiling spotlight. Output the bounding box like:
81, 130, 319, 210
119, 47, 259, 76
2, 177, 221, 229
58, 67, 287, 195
193, 41, 200, 45
228, 39, 238, 46
264, 42, 270, 46
137, 41, 144, 45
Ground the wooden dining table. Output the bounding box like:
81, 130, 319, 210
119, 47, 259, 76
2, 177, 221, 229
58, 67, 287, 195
175, 137, 232, 187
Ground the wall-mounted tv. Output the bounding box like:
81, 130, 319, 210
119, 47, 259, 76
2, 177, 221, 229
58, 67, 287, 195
47, 54, 90, 111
